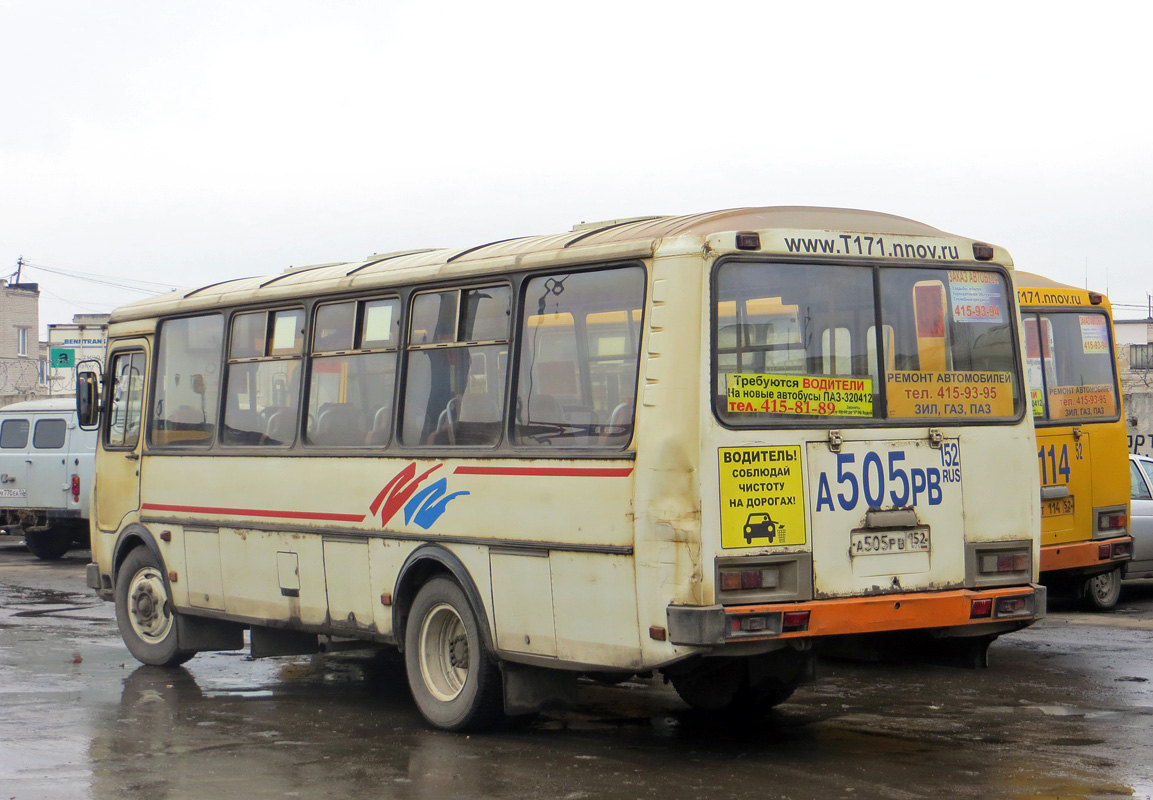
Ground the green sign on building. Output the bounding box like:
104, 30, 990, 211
49, 347, 75, 368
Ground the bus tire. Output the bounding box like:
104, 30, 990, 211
114, 546, 195, 667
24, 528, 71, 560
1084, 566, 1122, 611
404, 576, 504, 731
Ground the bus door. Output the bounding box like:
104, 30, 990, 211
96, 343, 149, 532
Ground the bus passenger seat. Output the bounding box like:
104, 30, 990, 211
599, 399, 635, 445
365, 405, 392, 445
263, 408, 296, 445
316, 403, 364, 446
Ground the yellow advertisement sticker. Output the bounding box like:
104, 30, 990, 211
718, 446, 807, 549
886, 371, 1015, 418
725, 373, 873, 417
1047, 383, 1116, 420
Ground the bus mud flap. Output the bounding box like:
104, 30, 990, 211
501, 662, 577, 716
249, 626, 319, 658
175, 615, 245, 652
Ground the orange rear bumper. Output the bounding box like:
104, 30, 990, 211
667, 585, 1044, 646
1040, 537, 1132, 574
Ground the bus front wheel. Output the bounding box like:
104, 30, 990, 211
114, 547, 195, 667
404, 577, 504, 731
1084, 566, 1122, 611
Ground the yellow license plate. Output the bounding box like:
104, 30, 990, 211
1041, 496, 1075, 517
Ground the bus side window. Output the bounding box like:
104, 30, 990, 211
150, 314, 224, 447
107, 351, 146, 449
515, 266, 644, 448
402, 287, 509, 447
222, 309, 304, 447
306, 298, 399, 448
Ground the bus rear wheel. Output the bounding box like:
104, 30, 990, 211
404, 577, 504, 731
1084, 566, 1122, 611
115, 547, 194, 667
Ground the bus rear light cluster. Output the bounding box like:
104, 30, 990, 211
71, 475, 80, 503
971, 594, 1035, 619
719, 567, 780, 592
1099, 540, 1132, 561
1097, 512, 1127, 532
979, 552, 1029, 574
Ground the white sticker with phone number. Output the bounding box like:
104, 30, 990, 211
948, 270, 1004, 324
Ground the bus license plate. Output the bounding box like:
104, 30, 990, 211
1041, 496, 1074, 517
849, 528, 930, 556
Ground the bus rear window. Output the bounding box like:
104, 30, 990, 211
1023, 311, 1118, 422
714, 262, 1021, 424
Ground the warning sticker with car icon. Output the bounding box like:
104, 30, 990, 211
718, 445, 807, 549
743, 512, 778, 544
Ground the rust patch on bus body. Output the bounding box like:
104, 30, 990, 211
645, 439, 704, 606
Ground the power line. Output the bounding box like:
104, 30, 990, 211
9, 258, 185, 295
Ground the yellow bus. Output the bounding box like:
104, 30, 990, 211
1016, 273, 1132, 609
78, 207, 1045, 731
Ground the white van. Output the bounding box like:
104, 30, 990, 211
0, 398, 96, 559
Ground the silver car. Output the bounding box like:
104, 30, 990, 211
1126, 454, 1153, 579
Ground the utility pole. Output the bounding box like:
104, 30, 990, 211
14, 256, 22, 284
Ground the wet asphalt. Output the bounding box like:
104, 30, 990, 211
1, 539, 1151, 800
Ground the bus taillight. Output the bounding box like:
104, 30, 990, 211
970, 598, 993, 618
1099, 540, 1132, 560
781, 611, 809, 632
979, 552, 1030, 574
71, 475, 80, 503
1097, 512, 1127, 533
719, 567, 779, 592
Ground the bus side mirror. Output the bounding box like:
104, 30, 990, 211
192, 373, 206, 396
76, 369, 101, 430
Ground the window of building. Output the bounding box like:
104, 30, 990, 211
1130, 343, 1153, 370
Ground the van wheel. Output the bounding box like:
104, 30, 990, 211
1084, 566, 1122, 611
24, 528, 71, 560
404, 577, 504, 731
115, 547, 194, 667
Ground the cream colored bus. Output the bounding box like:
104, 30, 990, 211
78, 207, 1045, 731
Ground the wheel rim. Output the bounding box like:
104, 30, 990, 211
126, 566, 174, 644
1089, 570, 1119, 603
417, 602, 469, 702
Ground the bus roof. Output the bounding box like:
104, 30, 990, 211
1016, 271, 1111, 311
109, 206, 999, 323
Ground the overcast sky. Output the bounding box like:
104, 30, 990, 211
3, 1, 1152, 334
